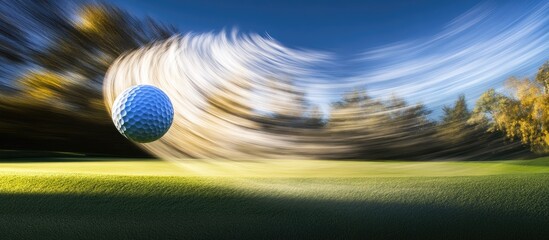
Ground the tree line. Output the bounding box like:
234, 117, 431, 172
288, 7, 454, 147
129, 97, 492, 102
0, 0, 174, 156
0, 0, 547, 159
202, 62, 547, 160
250, 62, 548, 160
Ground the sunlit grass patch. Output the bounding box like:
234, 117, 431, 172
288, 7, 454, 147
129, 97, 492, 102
0, 158, 548, 239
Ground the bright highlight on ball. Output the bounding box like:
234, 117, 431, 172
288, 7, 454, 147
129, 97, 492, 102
111, 85, 174, 143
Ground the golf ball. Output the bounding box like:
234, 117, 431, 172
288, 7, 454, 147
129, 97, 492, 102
111, 85, 174, 143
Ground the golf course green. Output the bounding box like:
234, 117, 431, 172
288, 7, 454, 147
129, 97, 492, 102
1, 157, 548, 239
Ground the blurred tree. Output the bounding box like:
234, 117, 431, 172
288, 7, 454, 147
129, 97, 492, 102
490, 76, 548, 153
326, 89, 437, 159
470, 62, 549, 154
382, 96, 437, 159
435, 94, 491, 159
468, 89, 531, 158
536, 61, 549, 94
257, 77, 311, 130
0, 1, 176, 156
469, 89, 500, 128
328, 88, 382, 133
437, 95, 472, 144
304, 105, 325, 128
32, 4, 175, 113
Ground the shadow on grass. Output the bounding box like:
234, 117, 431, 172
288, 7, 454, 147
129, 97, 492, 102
0, 157, 157, 163
0, 150, 154, 162
0, 192, 547, 240
0, 158, 160, 164
0, 150, 156, 163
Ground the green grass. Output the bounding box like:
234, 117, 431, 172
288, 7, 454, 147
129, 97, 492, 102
1, 158, 549, 239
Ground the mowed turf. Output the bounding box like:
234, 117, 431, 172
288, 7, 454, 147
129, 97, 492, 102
0, 158, 549, 239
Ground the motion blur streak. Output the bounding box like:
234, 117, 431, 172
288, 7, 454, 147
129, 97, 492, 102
104, 2, 548, 160
355, 1, 549, 108
104, 33, 338, 159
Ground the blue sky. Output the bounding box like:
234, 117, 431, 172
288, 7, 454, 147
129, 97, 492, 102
111, 0, 484, 54
109, 0, 548, 114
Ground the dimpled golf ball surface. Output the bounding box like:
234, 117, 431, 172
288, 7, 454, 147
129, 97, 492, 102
112, 85, 174, 143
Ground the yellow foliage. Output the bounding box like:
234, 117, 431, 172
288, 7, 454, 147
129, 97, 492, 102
75, 5, 109, 33
27, 88, 59, 101
490, 77, 549, 153
18, 71, 67, 102
20, 71, 64, 89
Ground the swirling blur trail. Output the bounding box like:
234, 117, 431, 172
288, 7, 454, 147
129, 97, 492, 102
104, 1, 548, 161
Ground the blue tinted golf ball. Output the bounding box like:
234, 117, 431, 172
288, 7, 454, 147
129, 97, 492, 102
111, 85, 174, 143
